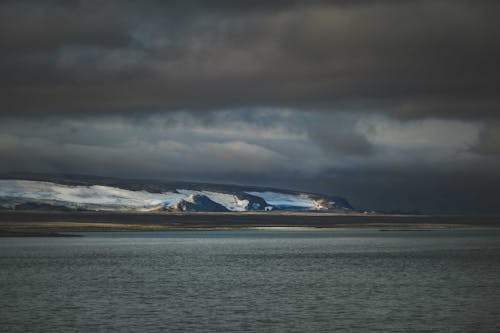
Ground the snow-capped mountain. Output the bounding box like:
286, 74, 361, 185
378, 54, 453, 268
0, 175, 352, 212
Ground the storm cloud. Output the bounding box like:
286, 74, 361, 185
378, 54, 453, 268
2, 0, 500, 117
1, 1, 499, 213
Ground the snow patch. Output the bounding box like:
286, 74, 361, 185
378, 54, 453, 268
0, 180, 184, 211
245, 191, 317, 210
0, 180, 251, 212
176, 189, 249, 211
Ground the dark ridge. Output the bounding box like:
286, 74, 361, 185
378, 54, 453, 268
172, 194, 229, 212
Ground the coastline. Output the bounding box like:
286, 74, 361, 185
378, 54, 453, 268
1, 210, 499, 236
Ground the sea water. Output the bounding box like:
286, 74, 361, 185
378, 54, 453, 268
1, 229, 500, 332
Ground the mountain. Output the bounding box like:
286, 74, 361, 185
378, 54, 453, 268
0, 174, 353, 212
173, 194, 229, 212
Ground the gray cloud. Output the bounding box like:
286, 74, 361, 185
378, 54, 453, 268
472, 121, 500, 155
304, 113, 373, 155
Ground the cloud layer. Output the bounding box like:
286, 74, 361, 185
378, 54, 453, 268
2, 1, 500, 118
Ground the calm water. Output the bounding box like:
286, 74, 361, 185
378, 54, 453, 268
1, 229, 500, 332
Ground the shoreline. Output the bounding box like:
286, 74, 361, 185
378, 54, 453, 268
1, 210, 499, 236
1, 225, 496, 237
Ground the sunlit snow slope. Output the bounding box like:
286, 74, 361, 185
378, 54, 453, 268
0, 179, 352, 212
245, 191, 327, 210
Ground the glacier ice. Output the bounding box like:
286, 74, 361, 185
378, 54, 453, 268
0, 180, 337, 212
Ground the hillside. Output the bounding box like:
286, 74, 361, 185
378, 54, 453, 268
0, 174, 352, 213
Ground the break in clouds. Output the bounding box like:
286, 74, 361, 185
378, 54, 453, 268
1, 0, 500, 213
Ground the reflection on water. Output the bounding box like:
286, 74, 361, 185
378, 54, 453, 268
1, 229, 500, 332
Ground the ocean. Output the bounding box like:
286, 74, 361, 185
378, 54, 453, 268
1, 229, 500, 332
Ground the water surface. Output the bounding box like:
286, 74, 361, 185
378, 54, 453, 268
1, 229, 500, 332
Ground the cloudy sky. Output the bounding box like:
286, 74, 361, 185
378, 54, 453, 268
1, 0, 500, 213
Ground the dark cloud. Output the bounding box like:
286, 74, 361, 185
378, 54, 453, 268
1, 0, 499, 118
313, 165, 500, 215
0, 1, 132, 52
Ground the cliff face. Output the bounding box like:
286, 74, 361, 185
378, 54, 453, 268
172, 194, 229, 212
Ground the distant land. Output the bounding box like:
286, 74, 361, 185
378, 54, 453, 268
3, 174, 498, 237
0, 173, 353, 213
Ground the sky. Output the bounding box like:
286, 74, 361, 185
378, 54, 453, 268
1, 0, 500, 214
